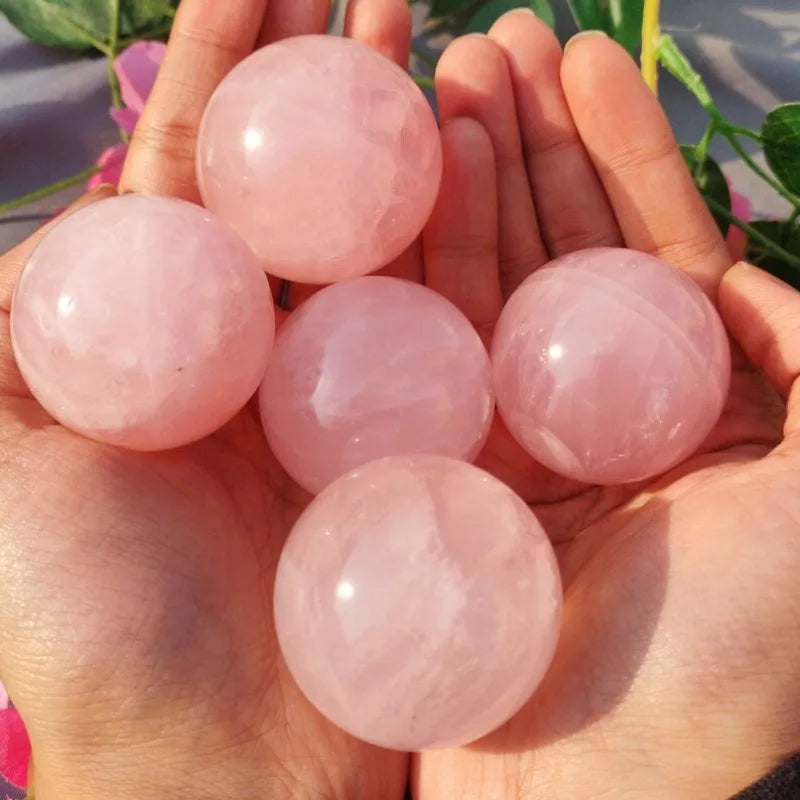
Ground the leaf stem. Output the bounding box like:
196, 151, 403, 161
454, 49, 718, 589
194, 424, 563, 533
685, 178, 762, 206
108, 0, 123, 108
720, 128, 800, 210
704, 196, 800, 270
694, 120, 717, 167
640, 0, 661, 94
0, 167, 101, 215
414, 75, 435, 90
723, 123, 761, 142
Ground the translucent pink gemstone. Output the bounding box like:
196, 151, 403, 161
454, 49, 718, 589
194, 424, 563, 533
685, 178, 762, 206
274, 454, 562, 751
259, 276, 494, 494
196, 35, 442, 283
11, 195, 275, 450
491, 248, 731, 484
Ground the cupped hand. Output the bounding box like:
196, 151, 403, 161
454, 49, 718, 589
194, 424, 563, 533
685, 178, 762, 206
415, 13, 800, 799
0, 1, 413, 798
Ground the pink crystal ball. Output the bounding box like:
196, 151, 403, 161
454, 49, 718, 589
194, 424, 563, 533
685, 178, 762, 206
491, 247, 731, 485
196, 35, 443, 283
11, 195, 275, 450
260, 276, 494, 494
274, 454, 562, 750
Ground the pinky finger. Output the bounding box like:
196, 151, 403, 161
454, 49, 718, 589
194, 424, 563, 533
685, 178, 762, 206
719, 263, 800, 438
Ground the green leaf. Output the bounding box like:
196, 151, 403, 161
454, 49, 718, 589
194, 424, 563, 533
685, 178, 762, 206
466, 0, 555, 33
680, 145, 731, 235
566, 0, 645, 53
565, 0, 605, 31
0, 0, 176, 52
0, 0, 93, 49
607, 0, 645, 53
119, 0, 175, 38
430, 0, 476, 18
762, 103, 800, 197
747, 219, 800, 289
656, 35, 715, 113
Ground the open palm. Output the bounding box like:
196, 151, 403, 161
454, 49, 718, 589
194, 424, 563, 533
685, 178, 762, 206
0, 3, 798, 800
0, 2, 410, 798
414, 14, 800, 800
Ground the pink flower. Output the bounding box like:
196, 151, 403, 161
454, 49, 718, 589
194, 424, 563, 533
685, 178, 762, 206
115, 41, 166, 118
726, 179, 752, 263
89, 41, 167, 188
87, 144, 128, 190
0, 708, 30, 789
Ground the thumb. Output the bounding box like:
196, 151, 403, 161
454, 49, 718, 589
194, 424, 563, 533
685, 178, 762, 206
719, 262, 800, 440
0, 184, 118, 313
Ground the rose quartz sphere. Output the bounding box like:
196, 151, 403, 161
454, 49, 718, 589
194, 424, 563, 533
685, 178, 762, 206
196, 35, 442, 283
491, 248, 730, 485
274, 454, 562, 751
259, 276, 494, 494
11, 195, 275, 451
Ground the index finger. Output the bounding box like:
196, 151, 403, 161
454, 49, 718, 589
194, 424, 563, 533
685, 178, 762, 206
561, 34, 732, 298
119, 0, 269, 200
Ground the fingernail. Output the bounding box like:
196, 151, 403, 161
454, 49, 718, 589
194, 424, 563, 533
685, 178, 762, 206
565, 30, 609, 49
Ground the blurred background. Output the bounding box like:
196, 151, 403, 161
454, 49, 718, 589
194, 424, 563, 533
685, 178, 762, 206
1, 0, 799, 251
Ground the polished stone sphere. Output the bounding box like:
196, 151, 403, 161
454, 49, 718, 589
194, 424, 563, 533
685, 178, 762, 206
259, 276, 494, 494
491, 248, 730, 484
196, 35, 442, 283
273, 454, 562, 751
11, 195, 274, 450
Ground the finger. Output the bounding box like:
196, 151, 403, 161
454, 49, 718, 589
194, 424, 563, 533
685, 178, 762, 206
0, 317, 29, 398
435, 34, 548, 298
120, 0, 269, 200
0, 185, 118, 313
488, 11, 622, 256
423, 118, 502, 342
377, 240, 424, 285
561, 33, 731, 297
719, 263, 800, 438
283, 242, 424, 311
257, 0, 331, 45
344, 0, 412, 69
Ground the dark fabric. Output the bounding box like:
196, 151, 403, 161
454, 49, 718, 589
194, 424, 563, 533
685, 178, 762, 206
732, 754, 800, 800
0, 777, 25, 800
399, 756, 800, 799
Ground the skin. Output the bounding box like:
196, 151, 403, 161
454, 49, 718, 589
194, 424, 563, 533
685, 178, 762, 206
0, 2, 797, 797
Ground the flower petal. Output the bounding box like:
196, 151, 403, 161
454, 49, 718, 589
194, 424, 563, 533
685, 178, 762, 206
115, 40, 167, 113
0, 708, 30, 789
730, 189, 752, 222
109, 106, 140, 136
726, 189, 752, 263
88, 144, 129, 190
